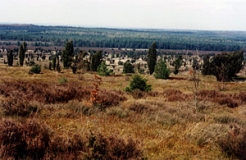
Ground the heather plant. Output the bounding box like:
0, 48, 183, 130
163, 89, 190, 102
217, 124, 246, 159
0, 119, 144, 159
106, 107, 130, 118
0, 119, 50, 159
130, 89, 147, 99
1, 98, 38, 117
0, 119, 84, 159
97, 89, 127, 109
84, 132, 143, 160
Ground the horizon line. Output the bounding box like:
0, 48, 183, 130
1, 22, 246, 32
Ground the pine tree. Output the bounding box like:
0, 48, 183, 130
147, 42, 157, 75
62, 41, 74, 68
125, 74, 151, 92
97, 61, 110, 76
123, 61, 134, 73
19, 44, 25, 66
49, 62, 52, 70
173, 55, 182, 74
91, 51, 102, 71
154, 59, 170, 79
201, 55, 210, 75
7, 50, 13, 66
56, 58, 61, 73
52, 57, 56, 70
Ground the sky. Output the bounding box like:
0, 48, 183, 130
1, 0, 246, 31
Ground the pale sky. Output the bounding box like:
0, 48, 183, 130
1, 0, 246, 31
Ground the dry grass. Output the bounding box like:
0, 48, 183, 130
1, 63, 246, 159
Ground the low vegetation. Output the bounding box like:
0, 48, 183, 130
1, 49, 246, 159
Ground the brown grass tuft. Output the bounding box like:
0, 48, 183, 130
84, 132, 143, 160
0, 119, 50, 159
0, 97, 38, 117
163, 89, 191, 101
217, 124, 246, 159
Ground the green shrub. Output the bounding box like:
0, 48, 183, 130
97, 61, 110, 76
173, 55, 182, 75
202, 51, 244, 81
123, 61, 134, 73
59, 77, 68, 84
29, 60, 35, 66
125, 74, 151, 92
154, 59, 170, 79
30, 64, 41, 74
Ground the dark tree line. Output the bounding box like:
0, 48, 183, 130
1, 25, 245, 52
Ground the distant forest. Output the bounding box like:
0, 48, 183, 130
1, 24, 246, 51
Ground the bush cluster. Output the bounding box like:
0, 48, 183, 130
84, 132, 143, 160
1, 98, 38, 117
96, 89, 127, 110
0, 81, 127, 109
0, 119, 143, 159
217, 124, 246, 159
197, 90, 245, 108
163, 89, 191, 102
0, 119, 50, 159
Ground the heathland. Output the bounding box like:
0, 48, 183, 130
1, 62, 246, 159
1, 24, 246, 159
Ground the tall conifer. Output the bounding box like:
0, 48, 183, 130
147, 42, 157, 75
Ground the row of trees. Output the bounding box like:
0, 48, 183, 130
1, 25, 245, 51
6, 42, 27, 66
147, 42, 170, 79
146, 42, 244, 82
5, 41, 244, 83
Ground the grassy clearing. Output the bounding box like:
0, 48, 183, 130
1, 63, 246, 159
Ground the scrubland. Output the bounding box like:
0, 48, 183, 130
1, 64, 246, 159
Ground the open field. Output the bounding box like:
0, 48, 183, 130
1, 63, 246, 159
